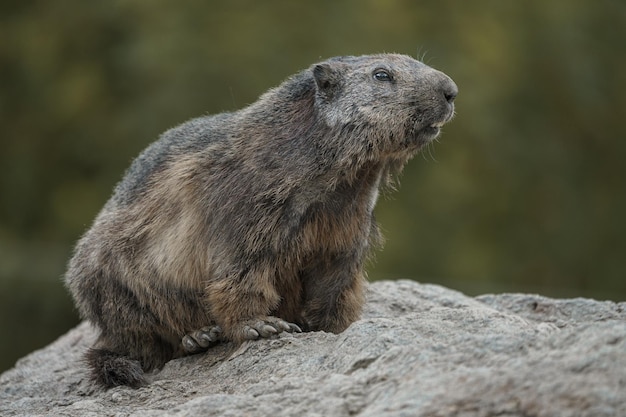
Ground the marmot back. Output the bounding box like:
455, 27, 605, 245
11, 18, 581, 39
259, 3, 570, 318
65, 53, 457, 388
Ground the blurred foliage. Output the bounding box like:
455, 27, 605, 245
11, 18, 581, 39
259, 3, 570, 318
1, 0, 625, 372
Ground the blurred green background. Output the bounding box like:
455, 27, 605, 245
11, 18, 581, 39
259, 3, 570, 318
1, 0, 625, 373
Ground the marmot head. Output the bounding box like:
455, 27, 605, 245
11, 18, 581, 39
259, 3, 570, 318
311, 54, 457, 158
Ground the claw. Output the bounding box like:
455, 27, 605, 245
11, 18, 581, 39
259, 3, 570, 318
207, 326, 222, 341
243, 326, 260, 340
259, 324, 278, 338
182, 325, 223, 353
194, 332, 213, 348
288, 323, 302, 333
198, 326, 222, 344
275, 320, 292, 332
182, 335, 199, 352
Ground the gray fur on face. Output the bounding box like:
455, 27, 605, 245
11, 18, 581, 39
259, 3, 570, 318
64, 53, 457, 388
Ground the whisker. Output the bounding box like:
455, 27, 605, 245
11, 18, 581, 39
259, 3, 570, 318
428, 142, 439, 163
415, 47, 429, 64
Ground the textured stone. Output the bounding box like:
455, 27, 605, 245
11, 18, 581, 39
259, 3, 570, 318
1, 280, 624, 416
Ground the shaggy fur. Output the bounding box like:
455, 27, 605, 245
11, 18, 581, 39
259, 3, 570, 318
65, 53, 457, 388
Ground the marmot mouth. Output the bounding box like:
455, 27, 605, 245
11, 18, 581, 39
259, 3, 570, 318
403, 109, 454, 150
419, 119, 448, 138
420, 109, 455, 139
419, 125, 441, 141
402, 124, 441, 151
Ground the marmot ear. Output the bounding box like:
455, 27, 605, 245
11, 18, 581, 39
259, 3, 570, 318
313, 63, 342, 99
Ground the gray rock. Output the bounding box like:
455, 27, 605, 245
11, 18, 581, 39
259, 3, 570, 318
1, 280, 624, 416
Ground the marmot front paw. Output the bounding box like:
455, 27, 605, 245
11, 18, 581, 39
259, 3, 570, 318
236, 316, 302, 340
182, 325, 223, 353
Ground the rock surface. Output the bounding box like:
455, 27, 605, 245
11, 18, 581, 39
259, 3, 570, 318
1, 280, 625, 417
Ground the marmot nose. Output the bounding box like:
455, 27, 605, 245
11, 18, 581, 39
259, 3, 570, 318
442, 79, 458, 104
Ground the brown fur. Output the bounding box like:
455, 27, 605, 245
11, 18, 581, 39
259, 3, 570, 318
64, 53, 457, 387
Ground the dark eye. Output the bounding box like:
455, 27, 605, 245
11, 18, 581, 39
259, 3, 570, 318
373, 69, 392, 82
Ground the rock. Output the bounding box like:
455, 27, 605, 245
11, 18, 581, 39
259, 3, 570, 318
1, 280, 624, 417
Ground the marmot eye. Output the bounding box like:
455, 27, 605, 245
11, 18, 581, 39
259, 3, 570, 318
373, 70, 392, 82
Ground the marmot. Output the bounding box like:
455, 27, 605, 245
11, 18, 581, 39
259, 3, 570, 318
65, 53, 457, 388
